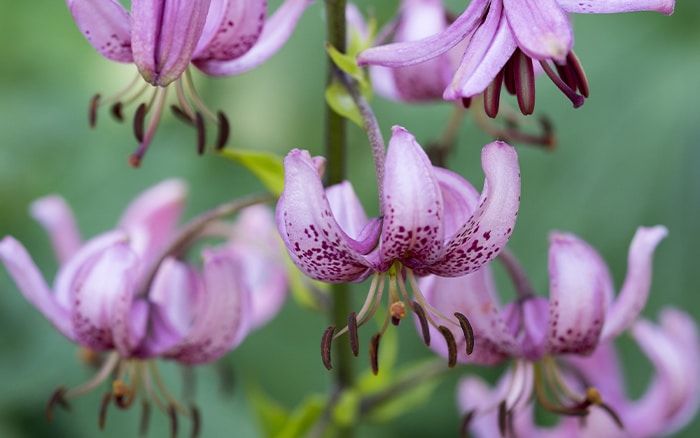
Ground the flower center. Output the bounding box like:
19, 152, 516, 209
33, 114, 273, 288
88, 68, 229, 167
321, 263, 474, 375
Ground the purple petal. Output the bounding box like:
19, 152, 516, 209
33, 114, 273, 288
446, 0, 517, 100
419, 269, 521, 365
380, 126, 444, 267
432, 167, 480, 238
164, 248, 251, 364
519, 296, 550, 360
193, 0, 267, 61
457, 376, 506, 437
600, 226, 667, 341
67, 0, 133, 62
276, 149, 372, 282
357, 0, 489, 67
558, 0, 675, 15
131, 0, 212, 85
427, 141, 520, 277
30, 196, 82, 264
72, 242, 138, 352
562, 341, 627, 406
0, 237, 75, 340
544, 232, 607, 355
195, 0, 313, 76
503, 0, 572, 62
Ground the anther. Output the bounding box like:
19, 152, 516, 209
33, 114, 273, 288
585, 387, 602, 406
390, 301, 407, 326
598, 402, 625, 430
513, 48, 535, 115
195, 112, 206, 155
370, 333, 381, 375
99, 392, 112, 430
133, 103, 147, 143
459, 410, 475, 438
190, 404, 201, 438
216, 111, 230, 150
78, 347, 101, 368
438, 326, 457, 368
46, 386, 70, 422
483, 70, 503, 118
168, 404, 179, 438
89, 94, 101, 128
139, 400, 151, 438
461, 97, 472, 109
113, 379, 135, 409
111, 102, 124, 122
454, 312, 474, 355
412, 301, 431, 346
498, 401, 508, 437
171, 105, 194, 125
321, 325, 336, 370
348, 312, 359, 357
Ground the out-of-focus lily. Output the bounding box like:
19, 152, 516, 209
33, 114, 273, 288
0, 180, 287, 435
458, 307, 700, 438
276, 125, 520, 372
68, 0, 313, 165
358, 0, 674, 116
419, 226, 671, 434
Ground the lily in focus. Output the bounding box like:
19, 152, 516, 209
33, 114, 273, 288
358, 0, 675, 116
276, 125, 520, 372
418, 226, 678, 434
0, 180, 288, 435
68, 0, 313, 166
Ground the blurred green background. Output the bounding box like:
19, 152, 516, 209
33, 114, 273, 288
1, 0, 699, 436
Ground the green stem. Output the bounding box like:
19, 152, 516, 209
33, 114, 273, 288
324, 1, 354, 437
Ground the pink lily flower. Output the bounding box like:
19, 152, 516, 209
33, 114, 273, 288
418, 226, 671, 432
68, 0, 313, 165
358, 0, 674, 116
458, 308, 700, 438
276, 125, 520, 371
0, 180, 288, 433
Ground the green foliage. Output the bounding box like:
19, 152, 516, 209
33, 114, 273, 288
219, 148, 285, 196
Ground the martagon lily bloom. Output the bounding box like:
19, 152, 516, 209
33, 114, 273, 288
459, 307, 700, 438
68, 0, 313, 166
276, 125, 520, 372
0, 180, 288, 435
358, 0, 675, 116
418, 226, 678, 434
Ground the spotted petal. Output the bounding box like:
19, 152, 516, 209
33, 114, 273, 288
194, 0, 267, 61
557, 0, 675, 15
67, 0, 133, 62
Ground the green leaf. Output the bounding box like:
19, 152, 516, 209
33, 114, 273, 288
277, 395, 326, 438
331, 389, 360, 427
219, 148, 285, 196
248, 382, 290, 438
325, 79, 364, 128
326, 42, 363, 81
366, 366, 441, 423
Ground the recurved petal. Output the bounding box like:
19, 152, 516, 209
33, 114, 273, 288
67, 0, 133, 62
195, 0, 313, 76
0, 237, 75, 341
428, 142, 520, 277
30, 195, 82, 264
72, 242, 138, 352
544, 232, 607, 355
558, 0, 675, 15
131, 0, 212, 85
380, 126, 444, 266
276, 149, 371, 282
194, 0, 267, 61
600, 226, 667, 341
164, 248, 251, 364
503, 0, 572, 62
432, 166, 480, 239
357, 0, 489, 67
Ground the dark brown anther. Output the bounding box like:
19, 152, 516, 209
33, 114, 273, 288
89, 94, 101, 128
190, 404, 201, 438
215, 111, 230, 150
171, 105, 194, 125
412, 301, 431, 346
461, 97, 472, 109
99, 392, 112, 430
459, 410, 475, 438
438, 326, 458, 368
111, 102, 124, 122
195, 112, 206, 155
513, 48, 535, 116
168, 404, 179, 438
113, 380, 135, 409
139, 400, 151, 438
498, 400, 508, 437
133, 103, 147, 143
598, 402, 624, 430
483, 69, 504, 119
321, 325, 336, 370
348, 312, 359, 357
46, 386, 70, 422
369, 333, 381, 375
454, 312, 475, 355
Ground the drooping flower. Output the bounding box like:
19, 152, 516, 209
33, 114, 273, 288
0, 180, 288, 434
358, 0, 674, 116
276, 125, 520, 371
68, 0, 313, 165
418, 226, 671, 434
458, 308, 700, 438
